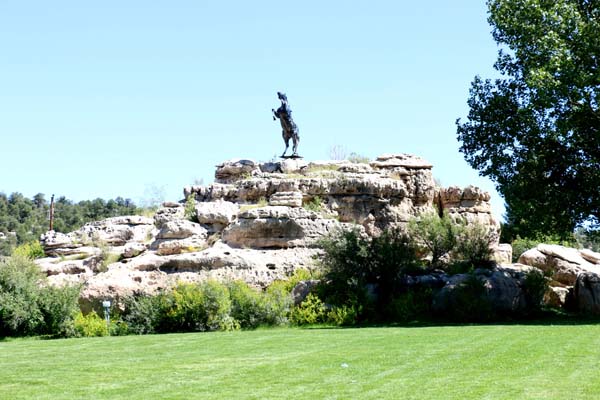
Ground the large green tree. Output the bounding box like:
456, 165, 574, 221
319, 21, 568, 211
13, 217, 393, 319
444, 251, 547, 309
457, 0, 599, 239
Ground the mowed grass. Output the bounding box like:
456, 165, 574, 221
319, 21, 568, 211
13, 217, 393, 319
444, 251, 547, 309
2, 324, 600, 399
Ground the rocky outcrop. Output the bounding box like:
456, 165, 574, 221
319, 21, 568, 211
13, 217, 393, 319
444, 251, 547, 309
35, 153, 501, 312
432, 264, 542, 316
518, 244, 600, 312
438, 185, 500, 240
518, 244, 600, 286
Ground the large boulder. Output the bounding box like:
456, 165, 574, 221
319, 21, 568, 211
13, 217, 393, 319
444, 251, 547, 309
574, 272, 600, 315
195, 200, 239, 226
518, 244, 600, 286
215, 159, 260, 183
156, 220, 208, 240
432, 264, 542, 317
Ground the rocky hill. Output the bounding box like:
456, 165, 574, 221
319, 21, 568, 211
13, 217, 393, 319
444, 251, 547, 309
35, 154, 504, 311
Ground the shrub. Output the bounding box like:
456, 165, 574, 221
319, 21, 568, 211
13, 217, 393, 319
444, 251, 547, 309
443, 274, 494, 322
13, 241, 45, 260
326, 304, 360, 326
318, 227, 420, 318
303, 196, 323, 213
229, 281, 292, 329
164, 281, 238, 332
575, 227, 600, 252
0, 255, 81, 337
347, 152, 370, 164
262, 281, 293, 325
455, 222, 496, 268
522, 269, 548, 312
38, 284, 80, 337
385, 288, 433, 322
0, 256, 44, 336
290, 293, 328, 325
122, 293, 166, 334
184, 196, 197, 222
74, 311, 108, 337
408, 212, 458, 267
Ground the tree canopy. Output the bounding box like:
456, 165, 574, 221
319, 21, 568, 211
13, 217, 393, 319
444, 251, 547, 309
457, 0, 599, 239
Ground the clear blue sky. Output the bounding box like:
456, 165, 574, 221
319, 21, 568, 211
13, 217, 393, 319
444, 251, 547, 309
0, 1, 505, 218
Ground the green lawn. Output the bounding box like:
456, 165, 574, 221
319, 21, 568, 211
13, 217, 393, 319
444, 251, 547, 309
2, 324, 600, 399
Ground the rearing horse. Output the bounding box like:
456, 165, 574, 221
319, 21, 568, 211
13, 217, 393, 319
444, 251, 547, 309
272, 92, 300, 157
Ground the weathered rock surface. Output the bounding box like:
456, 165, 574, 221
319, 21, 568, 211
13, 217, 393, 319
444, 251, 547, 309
544, 286, 570, 308
222, 206, 348, 248
215, 159, 260, 183
291, 280, 321, 305
574, 272, 600, 315
154, 203, 185, 227
195, 200, 239, 227
492, 243, 512, 264
432, 264, 542, 316
518, 244, 600, 286
269, 191, 303, 207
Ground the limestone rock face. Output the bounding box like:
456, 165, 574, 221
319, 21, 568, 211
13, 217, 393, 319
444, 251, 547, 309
269, 191, 303, 207
438, 185, 499, 243
195, 200, 239, 226
157, 220, 207, 240
35, 153, 506, 315
222, 206, 347, 248
73, 216, 154, 246
154, 203, 185, 227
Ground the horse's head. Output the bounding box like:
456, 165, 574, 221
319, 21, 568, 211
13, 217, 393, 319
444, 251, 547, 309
277, 91, 288, 103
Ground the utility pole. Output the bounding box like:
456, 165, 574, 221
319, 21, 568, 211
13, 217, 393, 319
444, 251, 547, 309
49, 194, 55, 231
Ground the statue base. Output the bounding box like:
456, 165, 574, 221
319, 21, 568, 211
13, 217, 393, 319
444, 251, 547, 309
280, 155, 303, 160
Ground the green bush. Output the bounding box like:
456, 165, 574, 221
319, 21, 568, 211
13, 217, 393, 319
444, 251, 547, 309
522, 269, 549, 312
326, 304, 360, 326
575, 227, 600, 252
184, 196, 197, 222
443, 274, 494, 322
290, 293, 328, 325
74, 311, 108, 337
385, 289, 433, 322
303, 196, 323, 213
38, 284, 80, 337
122, 294, 166, 334
318, 227, 420, 318
13, 241, 45, 259
455, 222, 496, 268
0, 255, 80, 337
164, 281, 238, 332
408, 212, 458, 267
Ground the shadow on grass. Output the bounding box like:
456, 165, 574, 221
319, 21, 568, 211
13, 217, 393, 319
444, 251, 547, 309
300, 309, 600, 331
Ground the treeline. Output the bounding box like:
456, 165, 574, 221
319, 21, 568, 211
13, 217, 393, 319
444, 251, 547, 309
0, 192, 141, 256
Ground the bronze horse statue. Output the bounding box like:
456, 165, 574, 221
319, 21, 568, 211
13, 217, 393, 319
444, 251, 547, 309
272, 92, 300, 157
